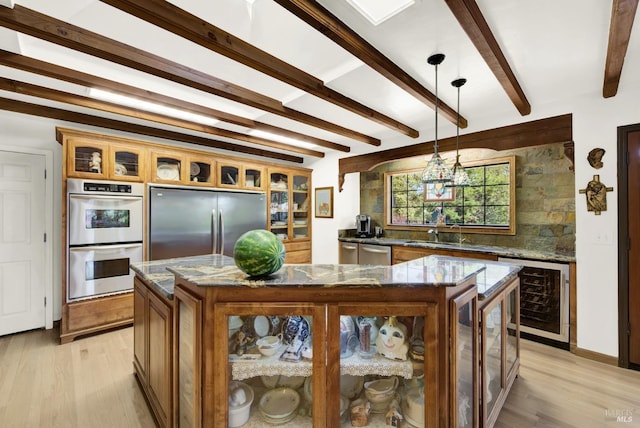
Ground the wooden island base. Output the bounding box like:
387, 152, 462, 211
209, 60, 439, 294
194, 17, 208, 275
131, 255, 521, 428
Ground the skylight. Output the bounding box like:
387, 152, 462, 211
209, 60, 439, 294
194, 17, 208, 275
345, 0, 415, 25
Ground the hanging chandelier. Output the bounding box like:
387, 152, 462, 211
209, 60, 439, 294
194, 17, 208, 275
422, 53, 453, 185
449, 78, 470, 187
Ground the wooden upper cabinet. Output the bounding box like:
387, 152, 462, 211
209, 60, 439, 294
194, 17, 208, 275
243, 163, 265, 191
110, 143, 145, 182
66, 137, 145, 181
217, 161, 264, 190
150, 150, 187, 184
186, 154, 215, 186
217, 160, 242, 189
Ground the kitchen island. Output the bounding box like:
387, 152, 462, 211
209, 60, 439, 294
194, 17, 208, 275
131, 255, 521, 428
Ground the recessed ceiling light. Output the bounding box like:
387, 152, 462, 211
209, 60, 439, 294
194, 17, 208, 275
345, 0, 415, 26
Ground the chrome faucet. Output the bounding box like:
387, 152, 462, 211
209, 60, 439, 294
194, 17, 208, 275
428, 229, 439, 243
450, 224, 466, 245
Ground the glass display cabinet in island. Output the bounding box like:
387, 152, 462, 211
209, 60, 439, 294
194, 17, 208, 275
479, 279, 520, 428
328, 303, 436, 428
213, 304, 327, 427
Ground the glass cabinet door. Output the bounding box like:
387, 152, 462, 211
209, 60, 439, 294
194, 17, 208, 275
244, 165, 264, 190
482, 299, 503, 424
187, 155, 214, 186
218, 304, 324, 427
67, 140, 109, 179
505, 282, 519, 379
269, 171, 290, 241
452, 288, 478, 428
151, 151, 185, 183
110, 143, 143, 181
292, 175, 309, 240
332, 304, 433, 428
218, 162, 241, 188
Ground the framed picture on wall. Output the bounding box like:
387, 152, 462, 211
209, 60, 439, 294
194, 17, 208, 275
423, 182, 455, 202
315, 187, 334, 218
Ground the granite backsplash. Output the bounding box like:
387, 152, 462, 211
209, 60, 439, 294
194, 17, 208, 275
357, 143, 575, 256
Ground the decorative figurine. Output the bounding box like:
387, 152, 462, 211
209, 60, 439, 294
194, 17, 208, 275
385, 398, 403, 427
350, 400, 371, 427
579, 174, 614, 215
89, 151, 102, 173
376, 316, 409, 360
587, 147, 605, 169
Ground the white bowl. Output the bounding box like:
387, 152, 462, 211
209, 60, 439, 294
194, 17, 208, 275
261, 375, 305, 389
340, 375, 364, 400
256, 335, 282, 357
259, 387, 300, 420
228, 381, 253, 428
403, 386, 425, 427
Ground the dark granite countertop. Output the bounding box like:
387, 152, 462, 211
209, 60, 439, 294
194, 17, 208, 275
338, 237, 575, 263
131, 254, 522, 301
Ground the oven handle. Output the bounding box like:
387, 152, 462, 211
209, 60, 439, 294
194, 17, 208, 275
68, 194, 142, 201
69, 243, 142, 252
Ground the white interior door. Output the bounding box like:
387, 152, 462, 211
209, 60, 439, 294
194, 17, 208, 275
0, 151, 46, 336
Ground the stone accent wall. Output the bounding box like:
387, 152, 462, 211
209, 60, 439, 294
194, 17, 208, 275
359, 143, 575, 256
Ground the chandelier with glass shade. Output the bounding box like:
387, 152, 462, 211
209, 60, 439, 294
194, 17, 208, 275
449, 78, 470, 187
421, 53, 453, 186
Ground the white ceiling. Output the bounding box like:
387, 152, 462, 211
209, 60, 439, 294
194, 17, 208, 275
0, 0, 637, 161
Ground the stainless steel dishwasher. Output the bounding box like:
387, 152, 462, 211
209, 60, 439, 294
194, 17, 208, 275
339, 242, 359, 264
358, 243, 391, 265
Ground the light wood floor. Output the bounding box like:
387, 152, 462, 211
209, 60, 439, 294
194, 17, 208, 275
1, 327, 639, 427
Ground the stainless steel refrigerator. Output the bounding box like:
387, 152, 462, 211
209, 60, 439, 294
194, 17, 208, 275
148, 185, 267, 260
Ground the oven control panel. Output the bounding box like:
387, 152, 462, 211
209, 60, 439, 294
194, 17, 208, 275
83, 181, 133, 193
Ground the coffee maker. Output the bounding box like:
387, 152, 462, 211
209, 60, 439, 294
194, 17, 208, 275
355, 214, 373, 238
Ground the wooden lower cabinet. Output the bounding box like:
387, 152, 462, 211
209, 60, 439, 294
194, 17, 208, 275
392, 245, 497, 265
134, 268, 519, 427
284, 240, 311, 263
60, 293, 134, 344
167, 274, 506, 428
134, 277, 173, 428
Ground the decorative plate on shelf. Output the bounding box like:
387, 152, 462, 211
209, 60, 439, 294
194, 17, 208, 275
157, 164, 180, 180
190, 162, 200, 177
114, 162, 127, 176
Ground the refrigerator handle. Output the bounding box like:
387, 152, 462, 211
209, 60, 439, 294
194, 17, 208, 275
211, 208, 218, 254
219, 209, 225, 256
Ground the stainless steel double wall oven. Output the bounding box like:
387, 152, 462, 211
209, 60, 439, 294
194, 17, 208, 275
67, 178, 143, 301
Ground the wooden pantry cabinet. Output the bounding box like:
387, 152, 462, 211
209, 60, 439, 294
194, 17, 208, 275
268, 168, 312, 263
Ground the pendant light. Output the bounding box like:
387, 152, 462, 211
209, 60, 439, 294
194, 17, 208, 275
422, 53, 453, 185
450, 78, 471, 187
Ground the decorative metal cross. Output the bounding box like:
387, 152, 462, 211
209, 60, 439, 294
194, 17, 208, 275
579, 174, 613, 215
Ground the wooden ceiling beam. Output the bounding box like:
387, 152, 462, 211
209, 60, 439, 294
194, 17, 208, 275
338, 114, 572, 191
603, 0, 639, 98
0, 5, 380, 146
0, 77, 326, 158
445, 0, 531, 116
0, 97, 303, 163
0, 50, 348, 153
99, 0, 419, 138
272, 0, 467, 129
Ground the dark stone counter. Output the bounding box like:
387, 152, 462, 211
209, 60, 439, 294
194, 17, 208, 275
131, 254, 522, 301
338, 236, 575, 263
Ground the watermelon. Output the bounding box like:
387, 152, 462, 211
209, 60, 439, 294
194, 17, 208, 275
233, 229, 286, 277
